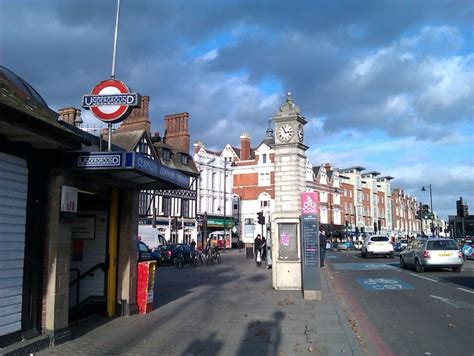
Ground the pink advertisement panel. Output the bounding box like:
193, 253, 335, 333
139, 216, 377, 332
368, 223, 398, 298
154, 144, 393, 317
301, 192, 318, 216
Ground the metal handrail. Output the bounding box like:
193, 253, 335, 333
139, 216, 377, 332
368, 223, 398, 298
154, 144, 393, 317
69, 262, 106, 287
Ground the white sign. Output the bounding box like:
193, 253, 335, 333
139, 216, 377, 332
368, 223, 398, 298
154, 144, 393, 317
61, 186, 78, 213
72, 216, 96, 240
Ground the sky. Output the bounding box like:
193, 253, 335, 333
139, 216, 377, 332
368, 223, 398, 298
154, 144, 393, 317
1, 0, 473, 220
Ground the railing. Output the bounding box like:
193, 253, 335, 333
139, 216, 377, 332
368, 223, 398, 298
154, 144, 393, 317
69, 263, 106, 308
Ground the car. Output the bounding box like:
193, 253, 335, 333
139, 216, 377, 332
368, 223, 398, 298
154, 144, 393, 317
400, 239, 408, 250
137, 241, 162, 264
394, 242, 403, 252
158, 243, 193, 266
400, 238, 464, 273
337, 241, 352, 250
353, 240, 363, 250
361, 235, 394, 258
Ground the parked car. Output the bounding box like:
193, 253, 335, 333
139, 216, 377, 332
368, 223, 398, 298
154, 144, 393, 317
158, 243, 193, 266
137, 241, 151, 262
361, 235, 394, 258
137, 241, 162, 264
400, 238, 464, 273
353, 240, 363, 250
337, 241, 352, 250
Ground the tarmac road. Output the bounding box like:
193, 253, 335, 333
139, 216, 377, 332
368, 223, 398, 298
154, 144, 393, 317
326, 250, 474, 356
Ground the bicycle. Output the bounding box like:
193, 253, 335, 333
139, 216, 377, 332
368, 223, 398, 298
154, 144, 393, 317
191, 250, 204, 267
211, 248, 222, 264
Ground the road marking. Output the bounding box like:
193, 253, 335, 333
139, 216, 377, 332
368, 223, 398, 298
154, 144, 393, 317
409, 273, 438, 283
429, 295, 474, 309
357, 277, 414, 291
333, 263, 397, 271
457, 287, 474, 294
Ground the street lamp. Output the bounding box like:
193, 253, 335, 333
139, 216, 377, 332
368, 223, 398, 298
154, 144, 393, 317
421, 184, 434, 237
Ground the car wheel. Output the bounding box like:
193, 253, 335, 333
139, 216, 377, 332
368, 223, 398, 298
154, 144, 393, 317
452, 266, 462, 273
400, 256, 406, 269
415, 259, 424, 273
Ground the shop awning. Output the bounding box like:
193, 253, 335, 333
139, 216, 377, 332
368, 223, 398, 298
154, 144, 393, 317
65, 151, 191, 190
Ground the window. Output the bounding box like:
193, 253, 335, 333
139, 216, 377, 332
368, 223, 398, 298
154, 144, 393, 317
162, 197, 171, 216
180, 154, 188, 165
212, 172, 217, 190
137, 138, 149, 156
162, 149, 172, 160
262, 154, 267, 164
259, 172, 270, 186
181, 200, 189, 217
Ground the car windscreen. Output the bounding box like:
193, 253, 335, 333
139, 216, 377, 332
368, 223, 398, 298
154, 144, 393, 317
371, 236, 389, 242
427, 240, 458, 250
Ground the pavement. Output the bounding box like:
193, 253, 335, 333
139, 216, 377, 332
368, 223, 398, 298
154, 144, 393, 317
33, 250, 364, 356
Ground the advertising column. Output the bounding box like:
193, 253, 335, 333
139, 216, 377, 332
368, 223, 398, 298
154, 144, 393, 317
301, 192, 321, 300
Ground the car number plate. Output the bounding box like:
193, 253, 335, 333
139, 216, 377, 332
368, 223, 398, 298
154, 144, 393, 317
439, 253, 451, 256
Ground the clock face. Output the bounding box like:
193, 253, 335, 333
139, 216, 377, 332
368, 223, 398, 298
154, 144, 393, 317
297, 124, 304, 142
277, 124, 293, 142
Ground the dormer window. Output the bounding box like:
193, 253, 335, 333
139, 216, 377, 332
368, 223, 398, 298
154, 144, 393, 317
162, 149, 172, 161
180, 153, 188, 165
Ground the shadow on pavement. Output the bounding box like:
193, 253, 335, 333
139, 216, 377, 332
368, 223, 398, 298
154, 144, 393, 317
153, 265, 236, 309
236, 311, 284, 355
180, 332, 223, 356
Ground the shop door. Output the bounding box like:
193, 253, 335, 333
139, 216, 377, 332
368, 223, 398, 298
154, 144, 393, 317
0, 153, 28, 337
69, 211, 108, 320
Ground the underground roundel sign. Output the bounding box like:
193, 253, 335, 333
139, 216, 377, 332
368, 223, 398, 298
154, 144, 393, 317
82, 79, 141, 123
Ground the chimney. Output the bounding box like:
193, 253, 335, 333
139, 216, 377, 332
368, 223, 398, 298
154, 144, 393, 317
324, 163, 332, 172
240, 133, 251, 160
163, 112, 190, 153
194, 140, 203, 154
116, 96, 151, 132
58, 107, 82, 127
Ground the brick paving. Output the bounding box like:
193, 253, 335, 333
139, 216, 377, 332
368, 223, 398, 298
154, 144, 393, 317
35, 250, 363, 356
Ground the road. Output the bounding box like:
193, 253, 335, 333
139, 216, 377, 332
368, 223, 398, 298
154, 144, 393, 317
326, 249, 474, 356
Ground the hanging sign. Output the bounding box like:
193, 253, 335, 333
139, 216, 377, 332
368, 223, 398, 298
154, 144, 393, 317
82, 78, 141, 123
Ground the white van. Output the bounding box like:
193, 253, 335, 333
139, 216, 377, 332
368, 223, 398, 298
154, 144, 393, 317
138, 225, 167, 250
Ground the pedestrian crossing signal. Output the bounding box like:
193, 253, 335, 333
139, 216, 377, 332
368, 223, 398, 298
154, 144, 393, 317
257, 211, 265, 225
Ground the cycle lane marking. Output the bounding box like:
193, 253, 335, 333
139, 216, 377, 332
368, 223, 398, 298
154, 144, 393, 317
356, 277, 414, 291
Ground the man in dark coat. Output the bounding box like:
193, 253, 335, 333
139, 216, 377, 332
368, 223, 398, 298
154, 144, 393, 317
319, 230, 327, 268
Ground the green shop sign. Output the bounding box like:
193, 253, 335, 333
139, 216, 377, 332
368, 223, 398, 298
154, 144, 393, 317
207, 217, 234, 228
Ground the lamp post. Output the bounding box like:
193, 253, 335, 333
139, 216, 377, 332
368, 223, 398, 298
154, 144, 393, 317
421, 184, 434, 237
223, 158, 227, 252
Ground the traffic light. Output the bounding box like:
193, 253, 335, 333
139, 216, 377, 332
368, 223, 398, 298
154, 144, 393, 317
257, 211, 265, 225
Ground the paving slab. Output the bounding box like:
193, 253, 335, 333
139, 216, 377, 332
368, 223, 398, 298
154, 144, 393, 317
34, 250, 363, 356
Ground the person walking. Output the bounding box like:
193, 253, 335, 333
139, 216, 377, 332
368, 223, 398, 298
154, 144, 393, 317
254, 234, 263, 267
319, 230, 327, 268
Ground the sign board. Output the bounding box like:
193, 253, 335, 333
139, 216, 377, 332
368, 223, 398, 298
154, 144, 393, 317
72, 216, 96, 240
300, 192, 320, 293
60, 186, 78, 213
82, 78, 141, 123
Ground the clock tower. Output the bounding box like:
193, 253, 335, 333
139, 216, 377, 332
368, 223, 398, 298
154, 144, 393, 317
272, 93, 308, 290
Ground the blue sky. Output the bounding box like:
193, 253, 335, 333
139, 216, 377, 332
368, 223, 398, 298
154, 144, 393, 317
1, 0, 473, 219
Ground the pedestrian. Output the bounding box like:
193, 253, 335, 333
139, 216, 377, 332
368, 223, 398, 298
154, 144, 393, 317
319, 230, 327, 268
254, 234, 263, 267
190, 239, 196, 250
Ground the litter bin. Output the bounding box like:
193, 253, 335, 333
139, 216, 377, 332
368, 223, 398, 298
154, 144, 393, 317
137, 260, 156, 314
